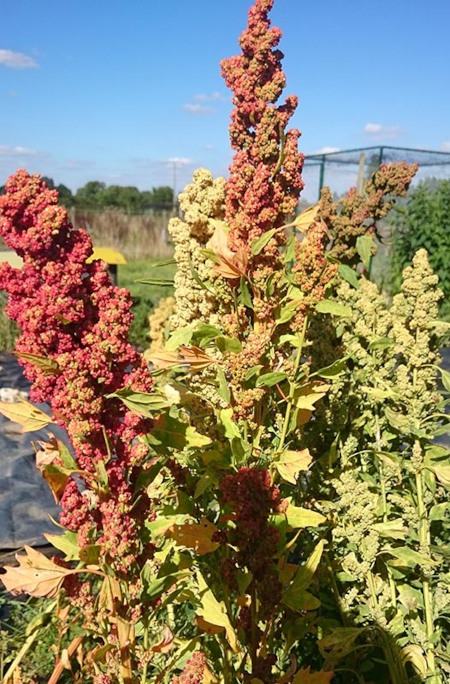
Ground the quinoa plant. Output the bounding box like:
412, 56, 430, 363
1, 1, 448, 683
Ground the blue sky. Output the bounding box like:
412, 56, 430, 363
1, 0, 450, 202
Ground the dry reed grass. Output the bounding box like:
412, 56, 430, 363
69, 208, 175, 260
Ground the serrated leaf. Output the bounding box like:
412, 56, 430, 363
315, 300, 351, 317
337, 264, 359, 288
292, 204, 319, 232
275, 449, 312, 484
0, 398, 53, 432
43, 530, 80, 561
1, 546, 79, 598
147, 412, 211, 450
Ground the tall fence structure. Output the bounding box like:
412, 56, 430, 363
302, 146, 450, 202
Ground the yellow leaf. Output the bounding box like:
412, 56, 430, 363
294, 382, 330, 411
0, 397, 53, 432
1, 546, 76, 598
292, 204, 320, 232
148, 346, 215, 372
35, 436, 61, 468
401, 644, 427, 677
293, 667, 334, 684
197, 571, 239, 652
195, 616, 225, 635
276, 449, 312, 484
169, 517, 219, 555
86, 246, 127, 265
284, 504, 326, 528
14, 351, 60, 376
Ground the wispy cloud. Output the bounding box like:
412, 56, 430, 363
193, 92, 227, 102
0, 145, 43, 157
364, 122, 401, 141
309, 146, 341, 155
440, 141, 450, 152
0, 49, 38, 69
165, 157, 193, 166
183, 103, 214, 115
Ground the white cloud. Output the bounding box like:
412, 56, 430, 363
440, 141, 450, 152
364, 122, 401, 141
0, 145, 42, 157
310, 146, 341, 155
194, 92, 227, 102
166, 157, 193, 166
183, 103, 214, 115
0, 49, 38, 69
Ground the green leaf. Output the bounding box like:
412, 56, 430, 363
196, 571, 239, 652
285, 233, 296, 263
43, 530, 80, 561
137, 278, 174, 286
250, 228, 277, 255
147, 412, 211, 451
191, 324, 222, 346
216, 367, 231, 404
141, 565, 189, 602
166, 328, 193, 351
215, 336, 242, 354
372, 519, 407, 539
283, 504, 326, 528
148, 258, 176, 267
384, 546, 435, 568
255, 371, 288, 388
275, 449, 312, 484
430, 503, 450, 521
315, 300, 351, 317
220, 408, 241, 441
368, 337, 395, 351
244, 365, 263, 382
277, 301, 300, 325
108, 388, 169, 418
313, 357, 348, 379
14, 352, 60, 376
338, 264, 359, 288
440, 367, 450, 392
240, 278, 253, 309
356, 235, 374, 269
282, 540, 324, 611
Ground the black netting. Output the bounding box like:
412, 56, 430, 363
302, 146, 450, 202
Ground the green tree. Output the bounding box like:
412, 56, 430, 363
74, 181, 106, 209
390, 179, 450, 314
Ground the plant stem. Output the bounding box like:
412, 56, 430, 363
278, 316, 308, 452
415, 464, 439, 682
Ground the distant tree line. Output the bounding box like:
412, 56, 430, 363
0, 177, 174, 213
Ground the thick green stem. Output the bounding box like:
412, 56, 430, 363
415, 465, 439, 682
278, 317, 308, 452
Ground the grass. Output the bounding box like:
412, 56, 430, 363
118, 257, 176, 350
